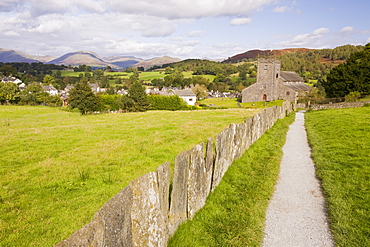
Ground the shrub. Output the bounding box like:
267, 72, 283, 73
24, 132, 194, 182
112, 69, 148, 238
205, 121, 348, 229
100, 94, 120, 111
147, 95, 189, 111
345, 91, 361, 102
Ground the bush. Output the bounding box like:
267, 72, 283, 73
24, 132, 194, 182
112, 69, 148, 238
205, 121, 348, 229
345, 91, 361, 102
100, 94, 120, 111
147, 95, 189, 111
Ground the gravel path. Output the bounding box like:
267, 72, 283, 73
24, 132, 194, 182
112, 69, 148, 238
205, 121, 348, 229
262, 111, 334, 247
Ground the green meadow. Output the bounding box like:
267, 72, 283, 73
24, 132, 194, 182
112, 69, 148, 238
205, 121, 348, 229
305, 107, 370, 247
199, 98, 284, 109
0, 106, 260, 246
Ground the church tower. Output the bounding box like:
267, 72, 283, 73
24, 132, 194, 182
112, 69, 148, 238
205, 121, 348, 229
256, 58, 281, 101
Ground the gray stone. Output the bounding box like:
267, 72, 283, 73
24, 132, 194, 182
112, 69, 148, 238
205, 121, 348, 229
212, 125, 235, 191
188, 143, 208, 219
234, 123, 247, 159
55, 186, 133, 247
156, 162, 171, 238
244, 117, 253, 151
168, 151, 190, 236
204, 138, 214, 199
130, 172, 167, 247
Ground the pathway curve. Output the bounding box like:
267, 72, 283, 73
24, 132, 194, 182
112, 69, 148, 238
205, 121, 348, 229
262, 111, 334, 247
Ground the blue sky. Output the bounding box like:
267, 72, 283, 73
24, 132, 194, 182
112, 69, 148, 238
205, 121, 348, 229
0, 0, 369, 60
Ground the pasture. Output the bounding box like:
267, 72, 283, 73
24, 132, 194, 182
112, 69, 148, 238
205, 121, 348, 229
199, 98, 284, 109
0, 106, 260, 246
305, 107, 370, 246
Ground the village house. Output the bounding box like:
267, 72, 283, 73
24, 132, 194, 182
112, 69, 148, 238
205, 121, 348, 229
146, 87, 197, 106
43, 84, 58, 95
1, 76, 22, 84
242, 58, 311, 103
173, 89, 197, 106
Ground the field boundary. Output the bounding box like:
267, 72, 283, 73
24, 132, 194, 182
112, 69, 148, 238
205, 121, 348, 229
55, 101, 295, 247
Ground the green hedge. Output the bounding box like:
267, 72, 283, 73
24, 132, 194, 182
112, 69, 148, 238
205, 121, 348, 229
147, 95, 189, 111
99, 94, 120, 111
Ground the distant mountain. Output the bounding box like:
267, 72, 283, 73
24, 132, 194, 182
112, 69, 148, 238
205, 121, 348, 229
104, 56, 144, 69
47, 51, 121, 69
223, 48, 313, 63
0, 48, 182, 69
132, 56, 182, 69
0, 48, 55, 63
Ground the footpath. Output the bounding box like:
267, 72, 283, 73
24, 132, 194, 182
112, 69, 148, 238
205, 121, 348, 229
262, 111, 334, 247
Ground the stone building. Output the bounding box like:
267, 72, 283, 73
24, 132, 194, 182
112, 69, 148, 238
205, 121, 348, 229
242, 58, 311, 103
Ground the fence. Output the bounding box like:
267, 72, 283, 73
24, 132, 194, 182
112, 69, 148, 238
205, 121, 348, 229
55, 101, 294, 247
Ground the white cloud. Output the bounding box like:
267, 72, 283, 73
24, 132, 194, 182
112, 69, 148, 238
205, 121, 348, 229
105, 0, 273, 19
4, 30, 20, 36
187, 30, 203, 37
230, 17, 252, 26
273, 6, 289, 13
277, 28, 331, 47
340, 26, 354, 32
312, 27, 330, 35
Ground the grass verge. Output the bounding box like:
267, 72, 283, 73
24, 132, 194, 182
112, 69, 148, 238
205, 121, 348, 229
0, 106, 260, 246
168, 112, 296, 246
305, 107, 370, 247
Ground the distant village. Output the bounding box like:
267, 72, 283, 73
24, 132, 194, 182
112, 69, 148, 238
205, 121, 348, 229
1, 75, 239, 107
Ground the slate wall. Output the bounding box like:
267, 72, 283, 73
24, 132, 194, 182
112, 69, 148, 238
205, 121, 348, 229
55, 101, 294, 247
310, 101, 370, 110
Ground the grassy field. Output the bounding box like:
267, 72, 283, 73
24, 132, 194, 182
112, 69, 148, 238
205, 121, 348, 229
0, 106, 261, 246
198, 98, 284, 109
305, 107, 370, 246
169, 112, 295, 246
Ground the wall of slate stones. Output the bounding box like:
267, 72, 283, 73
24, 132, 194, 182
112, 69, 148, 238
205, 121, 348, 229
55, 101, 294, 247
309, 101, 370, 110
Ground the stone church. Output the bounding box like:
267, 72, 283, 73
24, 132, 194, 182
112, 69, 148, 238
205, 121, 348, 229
242, 58, 311, 103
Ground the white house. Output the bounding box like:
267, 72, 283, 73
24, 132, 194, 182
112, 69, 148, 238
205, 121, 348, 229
173, 89, 197, 106
1, 76, 22, 84
43, 84, 58, 95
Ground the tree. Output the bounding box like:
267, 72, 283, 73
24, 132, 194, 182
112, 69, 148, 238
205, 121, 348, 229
191, 84, 208, 100
19, 82, 49, 105
43, 75, 55, 85
117, 81, 150, 112
0, 82, 20, 104
322, 43, 370, 97
0, 64, 18, 76
68, 81, 100, 115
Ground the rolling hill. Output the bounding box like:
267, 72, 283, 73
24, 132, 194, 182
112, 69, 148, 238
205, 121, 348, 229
0, 48, 55, 63
0, 48, 181, 69
47, 51, 120, 69
223, 48, 313, 63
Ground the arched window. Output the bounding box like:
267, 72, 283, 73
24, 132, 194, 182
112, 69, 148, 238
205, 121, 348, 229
276, 73, 279, 78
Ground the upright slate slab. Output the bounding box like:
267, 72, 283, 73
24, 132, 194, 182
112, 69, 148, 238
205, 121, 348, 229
212, 124, 236, 191
168, 151, 190, 236
156, 162, 171, 238
130, 172, 167, 247
204, 138, 214, 199
188, 143, 207, 219
244, 117, 253, 151
55, 186, 133, 247
234, 123, 247, 159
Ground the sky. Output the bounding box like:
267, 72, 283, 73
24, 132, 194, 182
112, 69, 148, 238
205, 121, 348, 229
0, 0, 369, 60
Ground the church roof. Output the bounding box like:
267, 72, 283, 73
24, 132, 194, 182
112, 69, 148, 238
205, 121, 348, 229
283, 83, 311, 91
280, 71, 305, 82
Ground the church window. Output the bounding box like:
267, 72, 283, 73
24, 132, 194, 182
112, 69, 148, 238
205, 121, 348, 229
286, 91, 290, 96
264, 65, 268, 70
